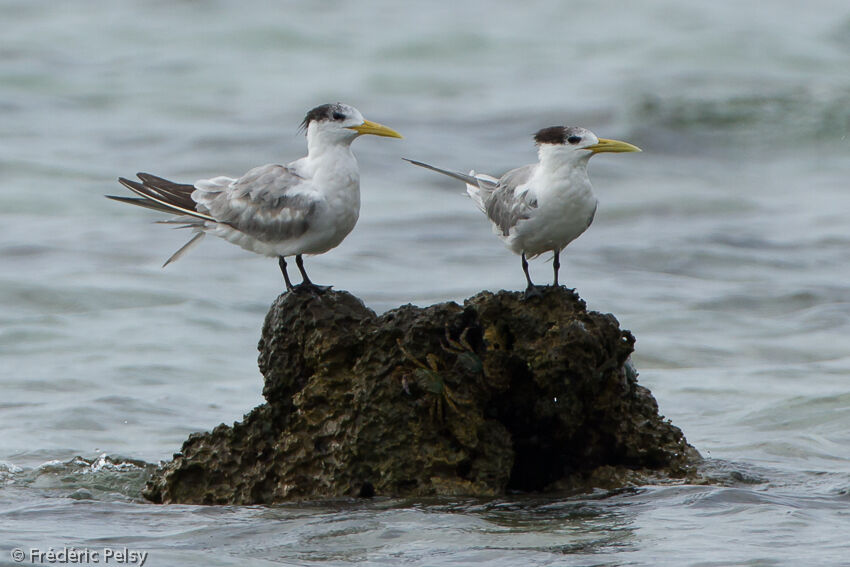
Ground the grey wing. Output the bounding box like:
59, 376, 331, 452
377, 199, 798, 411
196, 164, 321, 242
485, 165, 538, 236
497, 164, 535, 191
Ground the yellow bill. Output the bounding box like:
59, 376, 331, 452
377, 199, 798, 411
348, 119, 403, 138
585, 138, 641, 154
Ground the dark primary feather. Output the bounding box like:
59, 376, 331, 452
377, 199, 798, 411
136, 173, 197, 211
114, 174, 214, 222
105, 194, 176, 214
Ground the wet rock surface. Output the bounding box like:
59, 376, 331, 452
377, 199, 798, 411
144, 287, 700, 504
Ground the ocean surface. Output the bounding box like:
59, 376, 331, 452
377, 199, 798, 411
2, 1, 850, 565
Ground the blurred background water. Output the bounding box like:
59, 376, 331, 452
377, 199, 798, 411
2, 1, 850, 565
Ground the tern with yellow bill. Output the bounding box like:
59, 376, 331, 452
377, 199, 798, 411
108, 103, 402, 293
406, 126, 640, 297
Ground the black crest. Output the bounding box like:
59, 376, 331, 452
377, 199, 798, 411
533, 126, 567, 145
299, 103, 342, 131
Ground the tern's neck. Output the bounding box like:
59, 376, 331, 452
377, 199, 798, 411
307, 133, 356, 161
537, 145, 591, 178
300, 134, 360, 193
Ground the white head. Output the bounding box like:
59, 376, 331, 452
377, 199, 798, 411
534, 126, 640, 165
300, 103, 402, 148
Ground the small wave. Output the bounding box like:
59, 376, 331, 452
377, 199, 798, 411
7, 454, 156, 502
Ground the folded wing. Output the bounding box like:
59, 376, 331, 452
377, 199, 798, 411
194, 164, 321, 243
485, 164, 538, 237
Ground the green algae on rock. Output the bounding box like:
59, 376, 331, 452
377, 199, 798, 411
144, 287, 700, 504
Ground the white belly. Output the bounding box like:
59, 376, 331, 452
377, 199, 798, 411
504, 187, 597, 258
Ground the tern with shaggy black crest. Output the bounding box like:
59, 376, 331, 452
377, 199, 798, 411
108, 103, 402, 293
406, 126, 639, 297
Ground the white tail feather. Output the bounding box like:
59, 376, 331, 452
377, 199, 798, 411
465, 169, 498, 213
163, 232, 205, 267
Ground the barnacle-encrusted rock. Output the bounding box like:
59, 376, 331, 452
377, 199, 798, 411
144, 287, 699, 504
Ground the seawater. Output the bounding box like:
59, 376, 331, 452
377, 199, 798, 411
2, 1, 850, 565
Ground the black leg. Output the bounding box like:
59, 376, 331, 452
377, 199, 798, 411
279, 256, 294, 292
295, 254, 313, 286
522, 252, 542, 299
294, 254, 331, 294
552, 249, 560, 287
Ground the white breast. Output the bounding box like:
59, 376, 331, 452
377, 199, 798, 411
504, 165, 598, 258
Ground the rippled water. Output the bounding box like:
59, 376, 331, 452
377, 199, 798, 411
2, 1, 850, 565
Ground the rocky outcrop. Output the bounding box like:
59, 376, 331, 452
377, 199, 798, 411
144, 287, 700, 504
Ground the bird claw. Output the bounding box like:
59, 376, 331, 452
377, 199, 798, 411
292, 283, 333, 295
523, 285, 544, 300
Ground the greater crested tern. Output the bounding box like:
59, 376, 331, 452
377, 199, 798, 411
406, 126, 640, 297
108, 103, 402, 293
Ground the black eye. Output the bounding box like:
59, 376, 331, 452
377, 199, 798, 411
332, 111, 345, 121
567, 135, 582, 144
